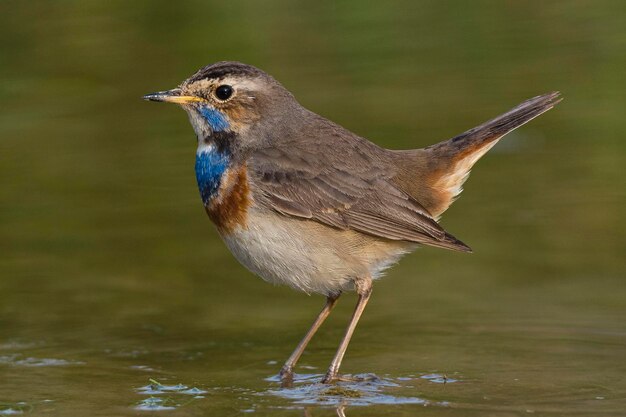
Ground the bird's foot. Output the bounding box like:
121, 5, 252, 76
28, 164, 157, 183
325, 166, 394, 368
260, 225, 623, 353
321, 370, 337, 384
279, 366, 295, 387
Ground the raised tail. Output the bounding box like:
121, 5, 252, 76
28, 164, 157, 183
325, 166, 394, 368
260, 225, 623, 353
393, 92, 562, 219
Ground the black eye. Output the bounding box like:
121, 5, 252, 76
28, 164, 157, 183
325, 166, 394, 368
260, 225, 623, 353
215, 85, 233, 101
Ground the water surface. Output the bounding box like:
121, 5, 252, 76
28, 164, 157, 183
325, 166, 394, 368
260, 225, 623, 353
1, 1, 625, 415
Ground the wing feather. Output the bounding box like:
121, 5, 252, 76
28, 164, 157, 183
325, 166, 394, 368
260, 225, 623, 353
249, 134, 470, 252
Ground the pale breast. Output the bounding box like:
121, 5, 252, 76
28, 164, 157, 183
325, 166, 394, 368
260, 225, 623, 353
219, 207, 414, 296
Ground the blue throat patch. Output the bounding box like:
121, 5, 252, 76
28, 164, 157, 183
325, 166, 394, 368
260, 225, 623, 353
195, 147, 230, 205
194, 106, 231, 205
199, 106, 229, 132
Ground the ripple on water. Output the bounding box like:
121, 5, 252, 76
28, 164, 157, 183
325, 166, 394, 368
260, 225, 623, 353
136, 379, 208, 396
134, 397, 177, 411
264, 373, 452, 407
0, 341, 40, 351
420, 373, 457, 384
129, 365, 156, 372
134, 379, 208, 411
0, 354, 84, 367
0, 402, 32, 415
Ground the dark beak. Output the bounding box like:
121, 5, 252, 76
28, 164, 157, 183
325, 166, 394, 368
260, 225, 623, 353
142, 88, 203, 104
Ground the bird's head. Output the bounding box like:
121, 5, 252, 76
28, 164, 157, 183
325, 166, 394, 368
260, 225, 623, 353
143, 61, 300, 151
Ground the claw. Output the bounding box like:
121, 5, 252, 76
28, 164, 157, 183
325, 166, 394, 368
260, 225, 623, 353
279, 368, 295, 388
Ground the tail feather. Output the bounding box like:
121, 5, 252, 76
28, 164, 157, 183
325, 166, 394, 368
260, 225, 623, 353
393, 92, 561, 219
427, 91, 562, 163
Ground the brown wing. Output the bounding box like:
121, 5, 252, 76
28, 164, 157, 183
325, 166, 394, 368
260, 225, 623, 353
249, 136, 470, 252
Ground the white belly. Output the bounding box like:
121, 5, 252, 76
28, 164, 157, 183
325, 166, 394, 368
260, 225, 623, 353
219, 208, 413, 296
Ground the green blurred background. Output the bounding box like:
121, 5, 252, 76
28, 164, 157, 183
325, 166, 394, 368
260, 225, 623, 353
1, 1, 624, 416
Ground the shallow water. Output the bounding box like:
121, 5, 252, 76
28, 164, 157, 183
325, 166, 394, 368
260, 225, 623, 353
1, 1, 625, 416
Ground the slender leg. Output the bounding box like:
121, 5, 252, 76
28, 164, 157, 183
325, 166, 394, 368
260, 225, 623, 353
280, 294, 340, 382
322, 281, 372, 384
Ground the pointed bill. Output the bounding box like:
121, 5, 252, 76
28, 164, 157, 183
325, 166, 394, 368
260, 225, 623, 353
142, 88, 204, 104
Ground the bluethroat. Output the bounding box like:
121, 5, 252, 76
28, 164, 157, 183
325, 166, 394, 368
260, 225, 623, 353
144, 61, 560, 384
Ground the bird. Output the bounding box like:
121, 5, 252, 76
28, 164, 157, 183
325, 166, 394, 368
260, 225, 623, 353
143, 61, 560, 384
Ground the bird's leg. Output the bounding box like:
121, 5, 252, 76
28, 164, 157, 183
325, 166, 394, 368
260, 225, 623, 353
322, 279, 372, 384
280, 294, 340, 383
